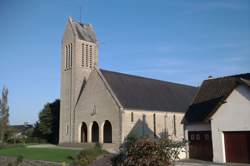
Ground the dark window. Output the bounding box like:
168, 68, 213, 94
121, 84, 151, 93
153, 113, 156, 138
173, 115, 176, 136
191, 134, 195, 140
205, 134, 209, 140
196, 134, 200, 140
131, 112, 134, 122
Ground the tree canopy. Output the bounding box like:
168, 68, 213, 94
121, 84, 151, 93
34, 99, 60, 144
0, 86, 9, 143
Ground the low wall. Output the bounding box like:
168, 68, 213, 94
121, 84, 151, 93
0, 156, 69, 166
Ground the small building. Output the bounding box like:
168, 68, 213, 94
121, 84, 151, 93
183, 73, 250, 164
9, 123, 33, 140
59, 17, 198, 151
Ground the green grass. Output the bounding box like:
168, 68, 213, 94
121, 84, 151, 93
0, 146, 80, 163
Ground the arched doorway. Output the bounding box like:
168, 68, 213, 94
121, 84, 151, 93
80, 122, 87, 143
103, 120, 112, 143
91, 121, 99, 142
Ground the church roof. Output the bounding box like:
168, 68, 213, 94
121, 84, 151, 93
100, 69, 198, 113
71, 20, 97, 43
183, 73, 250, 124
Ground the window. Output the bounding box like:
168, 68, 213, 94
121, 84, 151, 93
65, 43, 73, 70
190, 134, 195, 140
86, 45, 88, 67
82, 43, 84, 67
90, 45, 92, 68
205, 134, 210, 140
153, 113, 156, 138
142, 114, 146, 136
131, 112, 134, 122
173, 115, 176, 136
66, 125, 69, 135
70, 43, 72, 68
196, 134, 200, 140
65, 45, 68, 69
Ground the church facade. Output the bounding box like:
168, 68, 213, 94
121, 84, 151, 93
59, 17, 197, 149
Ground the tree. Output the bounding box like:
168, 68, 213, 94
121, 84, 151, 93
35, 99, 60, 144
0, 86, 9, 143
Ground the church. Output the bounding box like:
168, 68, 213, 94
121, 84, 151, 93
59, 17, 197, 150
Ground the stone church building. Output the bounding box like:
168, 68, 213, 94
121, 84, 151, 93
59, 17, 197, 149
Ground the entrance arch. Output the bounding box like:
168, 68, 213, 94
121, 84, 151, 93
80, 122, 87, 143
91, 121, 99, 142
103, 120, 112, 143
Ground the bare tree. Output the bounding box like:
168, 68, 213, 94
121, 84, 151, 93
0, 86, 9, 143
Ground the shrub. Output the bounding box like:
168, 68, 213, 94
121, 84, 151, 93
112, 137, 186, 166
68, 147, 108, 166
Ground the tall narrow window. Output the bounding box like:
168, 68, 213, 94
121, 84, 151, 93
85, 45, 88, 67
173, 115, 176, 136
65, 45, 68, 69
94, 46, 97, 66
66, 125, 69, 135
131, 112, 134, 122
82, 43, 84, 67
153, 113, 156, 138
90, 45, 92, 68
70, 43, 72, 68
67, 44, 70, 69
142, 114, 146, 136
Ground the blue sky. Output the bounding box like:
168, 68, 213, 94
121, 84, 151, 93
0, 0, 249, 125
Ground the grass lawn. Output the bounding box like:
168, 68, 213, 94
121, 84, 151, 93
0, 146, 80, 163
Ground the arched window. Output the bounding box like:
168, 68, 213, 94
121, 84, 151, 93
91, 121, 99, 142
80, 122, 87, 143
103, 120, 112, 143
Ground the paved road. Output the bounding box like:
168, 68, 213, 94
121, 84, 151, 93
175, 160, 250, 166
89, 156, 250, 166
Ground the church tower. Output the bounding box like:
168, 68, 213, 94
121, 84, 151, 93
59, 17, 98, 143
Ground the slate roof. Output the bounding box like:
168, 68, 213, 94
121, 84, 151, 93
72, 21, 97, 43
183, 73, 250, 124
100, 69, 198, 112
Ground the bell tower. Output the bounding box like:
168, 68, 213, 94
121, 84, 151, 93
59, 17, 98, 143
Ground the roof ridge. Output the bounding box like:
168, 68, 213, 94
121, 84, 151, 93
204, 73, 250, 81
100, 68, 197, 88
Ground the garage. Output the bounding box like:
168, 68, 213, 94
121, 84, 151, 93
224, 131, 250, 164
188, 131, 213, 161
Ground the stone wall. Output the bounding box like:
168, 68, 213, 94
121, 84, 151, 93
0, 156, 68, 166
122, 109, 185, 141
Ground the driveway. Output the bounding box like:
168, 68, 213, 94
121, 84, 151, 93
89, 156, 250, 166
175, 159, 250, 166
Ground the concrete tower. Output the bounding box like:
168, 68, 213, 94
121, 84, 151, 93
59, 17, 98, 143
